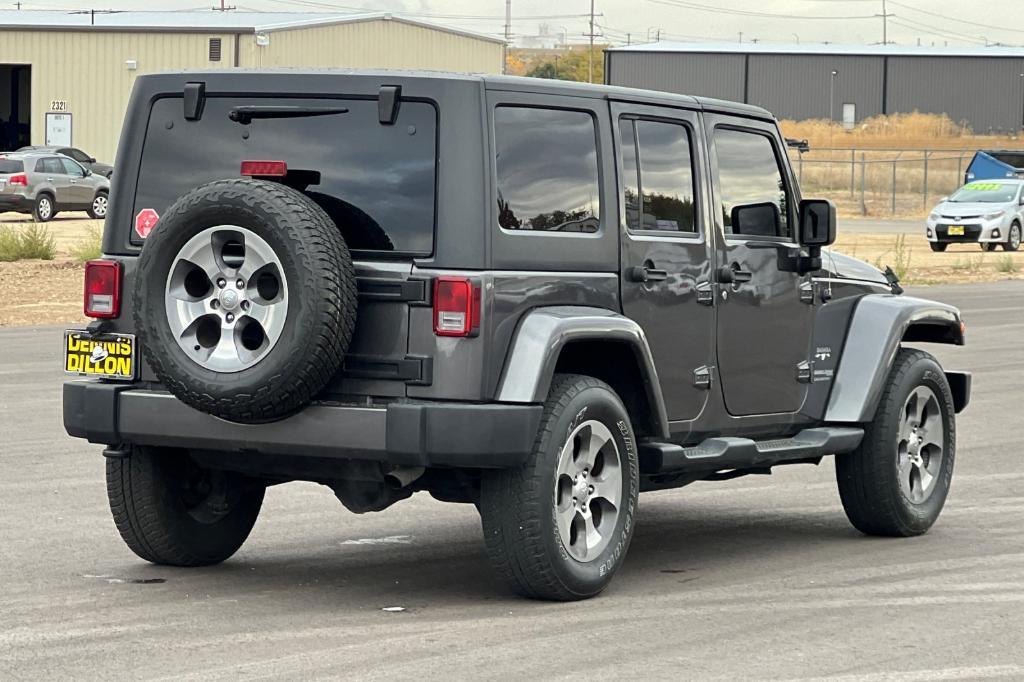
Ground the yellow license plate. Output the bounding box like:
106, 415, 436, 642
64, 330, 136, 380
948, 225, 965, 236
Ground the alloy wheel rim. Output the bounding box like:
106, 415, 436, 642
164, 225, 288, 373
1012, 225, 1021, 249
897, 386, 944, 504
554, 419, 623, 562
93, 195, 107, 217
39, 198, 51, 219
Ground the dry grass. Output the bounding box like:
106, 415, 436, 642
833, 233, 1024, 285
782, 113, 1024, 219
780, 111, 1024, 150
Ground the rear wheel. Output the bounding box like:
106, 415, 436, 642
32, 193, 54, 222
88, 191, 108, 219
929, 242, 947, 252
480, 374, 639, 601
1005, 222, 1021, 252
106, 446, 265, 566
836, 348, 955, 537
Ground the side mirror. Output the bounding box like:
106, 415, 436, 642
82, 168, 92, 177
88, 157, 96, 163
799, 199, 836, 248
729, 201, 781, 237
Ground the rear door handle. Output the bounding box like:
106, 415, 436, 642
717, 263, 752, 284
627, 261, 668, 283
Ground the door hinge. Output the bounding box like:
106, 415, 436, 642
796, 360, 812, 383
693, 365, 714, 389
799, 281, 815, 305
696, 281, 714, 306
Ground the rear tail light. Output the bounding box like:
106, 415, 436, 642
240, 160, 288, 177
8, 173, 28, 186
433, 276, 480, 337
84, 260, 122, 318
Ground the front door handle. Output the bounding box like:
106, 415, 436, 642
627, 261, 668, 283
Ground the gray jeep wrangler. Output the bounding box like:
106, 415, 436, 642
63, 70, 971, 601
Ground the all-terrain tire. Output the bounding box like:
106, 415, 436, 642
480, 374, 639, 601
106, 446, 265, 566
929, 242, 947, 252
134, 179, 357, 423
836, 348, 956, 537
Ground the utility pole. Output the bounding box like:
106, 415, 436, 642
626, 32, 631, 46
503, 0, 511, 75
738, 31, 743, 43
14, 1, 22, 9
876, 0, 894, 45
588, 0, 595, 83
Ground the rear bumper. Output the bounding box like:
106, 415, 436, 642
63, 381, 542, 469
0, 193, 32, 211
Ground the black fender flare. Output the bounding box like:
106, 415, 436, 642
495, 306, 670, 439
825, 295, 965, 423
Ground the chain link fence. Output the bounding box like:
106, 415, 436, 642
787, 148, 977, 218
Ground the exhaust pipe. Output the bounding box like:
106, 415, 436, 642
384, 466, 425, 489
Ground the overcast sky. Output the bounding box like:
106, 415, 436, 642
15, 0, 1024, 48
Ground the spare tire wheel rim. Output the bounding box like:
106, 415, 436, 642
165, 225, 288, 373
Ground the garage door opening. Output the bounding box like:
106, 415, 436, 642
0, 64, 31, 151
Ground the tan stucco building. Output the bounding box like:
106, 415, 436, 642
0, 10, 505, 163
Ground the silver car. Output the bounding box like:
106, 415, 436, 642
0, 151, 111, 222
925, 179, 1024, 252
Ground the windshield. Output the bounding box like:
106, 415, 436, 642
948, 182, 1019, 203
0, 159, 24, 173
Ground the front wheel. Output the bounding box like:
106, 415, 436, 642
836, 348, 955, 537
981, 243, 998, 252
107, 446, 265, 566
480, 374, 639, 600
1005, 222, 1021, 252
88, 191, 108, 219
929, 242, 947, 252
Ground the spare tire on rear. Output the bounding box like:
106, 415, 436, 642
134, 179, 356, 423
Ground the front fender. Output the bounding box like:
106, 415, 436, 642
825, 295, 964, 423
495, 306, 669, 438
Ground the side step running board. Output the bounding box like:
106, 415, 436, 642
639, 427, 865, 475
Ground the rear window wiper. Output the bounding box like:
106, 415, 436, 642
228, 105, 349, 125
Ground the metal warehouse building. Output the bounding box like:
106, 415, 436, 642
0, 10, 504, 163
605, 43, 1024, 133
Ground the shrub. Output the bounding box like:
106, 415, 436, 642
996, 255, 1019, 274
0, 224, 57, 261
70, 226, 103, 263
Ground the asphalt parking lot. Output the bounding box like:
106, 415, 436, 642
2, 281, 1023, 680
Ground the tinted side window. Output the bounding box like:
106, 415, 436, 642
714, 128, 790, 238
41, 158, 65, 174
635, 120, 696, 232
64, 148, 90, 163
61, 158, 84, 177
495, 106, 600, 233
619, 119, 640, 230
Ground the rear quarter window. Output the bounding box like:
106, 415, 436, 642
134, 96, 438, 255
494, 106, 600, 233
0, 160, 24, 173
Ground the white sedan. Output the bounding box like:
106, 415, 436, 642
925, 179, 1024, 252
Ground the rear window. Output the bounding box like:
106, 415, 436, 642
134, 96, 438, 255
0, 160, 24, 173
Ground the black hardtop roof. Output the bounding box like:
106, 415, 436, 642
133, 68, 775, 121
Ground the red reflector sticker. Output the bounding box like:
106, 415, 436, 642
135, 208, 159, 239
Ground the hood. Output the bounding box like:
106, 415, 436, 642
823, 249, 889, 285
933, 200, 1012, 216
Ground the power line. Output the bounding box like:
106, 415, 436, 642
647, 0, 876, 21
888, 0, 1024, 35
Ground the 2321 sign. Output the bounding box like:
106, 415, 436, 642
50, 100, 68, 111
